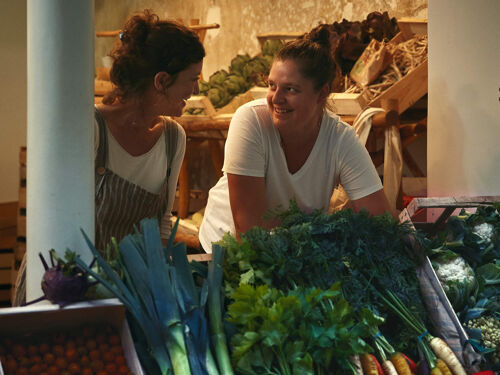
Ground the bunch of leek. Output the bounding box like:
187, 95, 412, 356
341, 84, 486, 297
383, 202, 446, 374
76, 218, 230, 375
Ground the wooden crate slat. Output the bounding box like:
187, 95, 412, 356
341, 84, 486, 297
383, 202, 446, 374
0, 251, 14, 268
0, 268, 11, 285
397, 18, 428, 39
407, 195, 500, 218
368, 58, 428, 114
0, 288, 11, 303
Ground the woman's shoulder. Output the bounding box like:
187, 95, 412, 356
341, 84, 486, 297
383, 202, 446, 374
234, 98, 268, 116
160, 116, 186, 136
323, 111, 356, 137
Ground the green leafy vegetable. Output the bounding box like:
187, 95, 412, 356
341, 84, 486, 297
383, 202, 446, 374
219, 201, 427, 353
227, 282, 376, 374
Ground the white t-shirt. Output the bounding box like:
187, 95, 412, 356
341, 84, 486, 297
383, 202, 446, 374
199, 99, 382, 252
94, 117, 186, 238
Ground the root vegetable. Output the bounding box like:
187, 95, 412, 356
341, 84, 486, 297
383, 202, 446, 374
382, 360, 399, 375
360, 353, 380, 375
390, 352, 413, 375
429, 337, 466, 375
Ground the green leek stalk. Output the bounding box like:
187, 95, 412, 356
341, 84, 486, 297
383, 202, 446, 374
207, 245, 234, 375
140, 220, 191, 375
77, 230, 174, 375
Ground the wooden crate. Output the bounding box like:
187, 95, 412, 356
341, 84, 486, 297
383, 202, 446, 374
397, 17, 428, 39
404, 195, 500, 235
330, 19, 428, 116
367, 57, 427, 114
328, 91, 371, 116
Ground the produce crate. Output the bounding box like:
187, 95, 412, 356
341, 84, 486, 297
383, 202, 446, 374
0, 299, 144, 375
405, 195, 500, 235
329, 19, 428, 116
397, 17, 428, 39
400, 202, 491, 373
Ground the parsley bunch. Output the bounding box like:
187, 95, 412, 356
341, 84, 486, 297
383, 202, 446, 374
227, 282, 381, 374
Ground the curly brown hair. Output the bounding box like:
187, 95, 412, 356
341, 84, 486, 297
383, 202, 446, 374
103, 10, 205, 104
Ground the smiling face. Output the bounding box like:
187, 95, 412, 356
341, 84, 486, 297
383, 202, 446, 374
266, 59, 327, 137
159, 60, 203, 117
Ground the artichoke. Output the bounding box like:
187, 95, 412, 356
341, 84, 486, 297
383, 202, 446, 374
199, 80, 210, 95
262, 39, 284, 57
207, 85, 231, 108
230, 53, 252, 75
223, 74, 249, 95
208, 69, 229, 86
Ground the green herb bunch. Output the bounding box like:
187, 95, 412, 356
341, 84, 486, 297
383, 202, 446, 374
227, 281, 381, 375
219, 201, 429, 353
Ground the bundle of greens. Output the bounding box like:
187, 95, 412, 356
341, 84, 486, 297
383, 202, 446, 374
219, 201, 429, 354
227, 281, 380, 374
76, 218, 231, 375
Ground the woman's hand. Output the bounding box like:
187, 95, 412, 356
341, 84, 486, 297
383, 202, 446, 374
351, 189, 399, 219
227, 173, 278, 238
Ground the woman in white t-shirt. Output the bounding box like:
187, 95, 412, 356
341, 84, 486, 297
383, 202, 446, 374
199, 24, 392, 252
94, 10, 205, 251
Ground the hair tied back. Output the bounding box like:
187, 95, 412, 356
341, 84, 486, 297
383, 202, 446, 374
308, 25, 331, 49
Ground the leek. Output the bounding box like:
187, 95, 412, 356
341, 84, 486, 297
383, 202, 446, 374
208, 244, 234, 375
77, 217, 227, 375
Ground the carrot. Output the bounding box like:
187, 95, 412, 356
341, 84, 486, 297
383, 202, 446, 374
370, 354, 384, 375
390, 352, 413, 375
430, 368, 443, 375
382, 360, 399, 375
401, 353, 418, 373
435, 359, 452, 375
428, 337, 466, 375
361, 353, 380, 375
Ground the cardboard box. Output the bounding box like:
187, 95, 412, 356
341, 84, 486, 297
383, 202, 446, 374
0, 298, 144, 375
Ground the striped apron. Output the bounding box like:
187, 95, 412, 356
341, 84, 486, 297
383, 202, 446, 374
94, 108, 170, 253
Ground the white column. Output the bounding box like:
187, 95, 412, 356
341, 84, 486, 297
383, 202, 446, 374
428, 1, 500, 199
27, 0, 94, 300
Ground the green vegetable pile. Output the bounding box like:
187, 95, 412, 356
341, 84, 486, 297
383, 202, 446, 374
198, 40, 283, 109
218, 201, 429, 355
227, 282, 381, 375
427, 204, 500, 371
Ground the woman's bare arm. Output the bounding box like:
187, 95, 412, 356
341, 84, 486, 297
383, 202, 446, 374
351, 189, 399, 219
227, 173, 279, 238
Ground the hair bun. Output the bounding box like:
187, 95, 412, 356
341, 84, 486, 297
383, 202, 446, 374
306, 24, 332, 48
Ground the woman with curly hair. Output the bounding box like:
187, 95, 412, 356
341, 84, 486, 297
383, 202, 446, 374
95, 10, 205, 251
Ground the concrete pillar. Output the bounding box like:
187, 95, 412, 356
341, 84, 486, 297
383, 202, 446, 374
428, 1, 500, 200
26, 0, 94, 300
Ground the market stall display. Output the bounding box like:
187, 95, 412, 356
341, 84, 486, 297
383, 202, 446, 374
404, 196, 500, 371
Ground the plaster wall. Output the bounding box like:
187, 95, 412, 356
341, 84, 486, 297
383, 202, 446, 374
0, 1, 27, 203
428, 0, 500, 198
